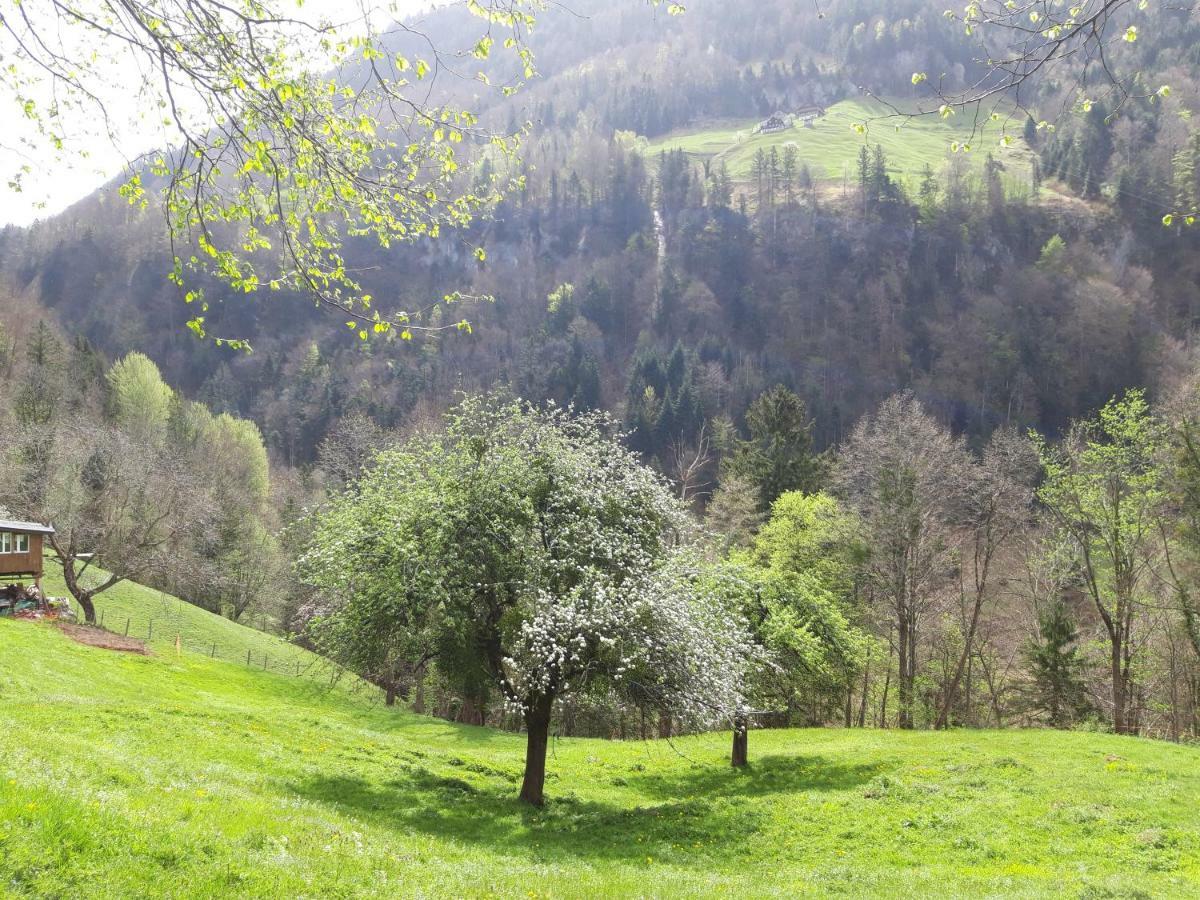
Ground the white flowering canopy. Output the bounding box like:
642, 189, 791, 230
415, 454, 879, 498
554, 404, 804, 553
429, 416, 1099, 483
301, 396, 753, 734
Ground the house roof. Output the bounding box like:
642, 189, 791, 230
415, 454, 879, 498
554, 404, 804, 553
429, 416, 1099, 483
0, 520, 55, 535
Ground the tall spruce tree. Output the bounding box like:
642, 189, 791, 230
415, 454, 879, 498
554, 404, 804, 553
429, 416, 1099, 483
727, 386, 824, 511
1024, 600, 1091, 727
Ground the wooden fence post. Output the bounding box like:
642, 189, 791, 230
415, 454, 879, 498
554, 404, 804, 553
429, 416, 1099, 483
147, 621, 153, 641
124, 619, 130, 636
246, 649, 252, 666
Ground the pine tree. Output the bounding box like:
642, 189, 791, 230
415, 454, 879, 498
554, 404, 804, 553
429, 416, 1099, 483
727, 385, 824, 510
712, 163, 734, 210
782, 144, 799, 206
917, 164, 939, 220
857, 145, 871, 211
1172, 132, 1200, 215
1024, 600, 1091, 728
16, 321, 66, 426
767, 146, 781, 209
1023, 115, 1039, 149
870, 144, 891, 204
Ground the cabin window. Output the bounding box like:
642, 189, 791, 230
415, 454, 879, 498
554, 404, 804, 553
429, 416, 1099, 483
0, 533, 11, 553
14, 534, 28, 554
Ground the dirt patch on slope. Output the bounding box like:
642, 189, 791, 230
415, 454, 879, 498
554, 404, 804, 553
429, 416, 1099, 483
57, 623, 149, 654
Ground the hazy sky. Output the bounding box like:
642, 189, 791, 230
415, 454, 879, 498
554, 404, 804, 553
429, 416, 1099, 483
0, 0, 438, 227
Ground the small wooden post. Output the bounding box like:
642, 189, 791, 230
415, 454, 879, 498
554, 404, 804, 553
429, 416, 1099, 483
731, 713, 748, 768
263, 654, 269, 670
211, 643, 217, 658
246, 649, 252, 666
175, 634, 181, 657
124, 619, 130, 636
99, 610, 105, 628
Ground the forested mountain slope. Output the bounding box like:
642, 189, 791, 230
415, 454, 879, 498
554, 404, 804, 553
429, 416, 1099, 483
0, 0, 1198, 467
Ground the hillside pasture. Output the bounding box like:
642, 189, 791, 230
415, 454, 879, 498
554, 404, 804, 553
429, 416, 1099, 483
38, 565, 318, 674
2, 616, 1199, 898
644, 98, 1039, 195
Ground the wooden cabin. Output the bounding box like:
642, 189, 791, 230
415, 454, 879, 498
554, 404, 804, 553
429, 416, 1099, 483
0, 520, 54, 586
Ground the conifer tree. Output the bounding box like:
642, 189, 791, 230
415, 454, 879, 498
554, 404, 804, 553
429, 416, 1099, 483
1024, 600, 1091, 727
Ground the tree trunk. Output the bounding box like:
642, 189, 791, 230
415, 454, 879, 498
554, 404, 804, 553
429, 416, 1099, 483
857, 661, 870, 728
936, 595, 985, 730
76, 591, 96, 625
519, 694, 554, 807
657, 712, 672, 739
60, 558, 96, 625
897, 615, 913, 729
1111, 636, 1127, 734
731, 714, 748, 768
385, 684, 397, 707
879, 665, 891, 728
413, 670, 426, 714
459, 696, 485, 726
965, 653, 974, 727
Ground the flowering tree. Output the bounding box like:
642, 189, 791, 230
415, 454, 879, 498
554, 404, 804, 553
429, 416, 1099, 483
300, 396, 751, 806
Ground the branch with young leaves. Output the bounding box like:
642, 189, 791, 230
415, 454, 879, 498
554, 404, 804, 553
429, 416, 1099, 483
2, 0, 684, 347
854, 1, 1198, 224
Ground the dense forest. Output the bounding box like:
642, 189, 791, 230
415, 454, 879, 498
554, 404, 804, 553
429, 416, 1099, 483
5, 0, 1200, 750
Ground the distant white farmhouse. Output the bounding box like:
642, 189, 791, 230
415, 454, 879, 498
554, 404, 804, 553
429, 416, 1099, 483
755, 113, 792, 135
795, 105, 827, 127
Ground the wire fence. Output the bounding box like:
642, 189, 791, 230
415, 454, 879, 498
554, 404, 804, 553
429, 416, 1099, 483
91, 608, 325, 680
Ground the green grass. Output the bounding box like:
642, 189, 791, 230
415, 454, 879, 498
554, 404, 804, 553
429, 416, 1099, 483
644, 98, 1037, 193
3, 615, 1199, 897
38, 566, 316, 673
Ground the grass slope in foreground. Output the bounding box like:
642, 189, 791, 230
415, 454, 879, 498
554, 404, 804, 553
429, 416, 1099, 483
2, 618, 1199, 898
644, 98, 1037, 192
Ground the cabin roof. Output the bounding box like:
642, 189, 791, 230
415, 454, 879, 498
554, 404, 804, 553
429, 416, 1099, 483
0, 520, 54, 535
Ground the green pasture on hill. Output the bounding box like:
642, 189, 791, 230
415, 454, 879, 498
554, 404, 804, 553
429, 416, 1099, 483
2, 604, 1199, 898
644, 98, 1039, 194
36, 566, 318, 674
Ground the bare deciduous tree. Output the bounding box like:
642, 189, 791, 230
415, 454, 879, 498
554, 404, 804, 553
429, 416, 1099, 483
668, 422, 712, 506
2, 421, 211, 623
835, 392, 972, 729
936, 428, 1037, 729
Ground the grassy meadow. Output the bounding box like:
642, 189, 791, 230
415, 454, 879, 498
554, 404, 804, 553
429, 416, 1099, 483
2, 608, 1199, 898
37, 567, 317, 673
643, 98, 1038, 194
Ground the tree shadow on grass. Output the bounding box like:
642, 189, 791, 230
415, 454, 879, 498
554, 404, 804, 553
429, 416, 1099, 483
288, 753, 884, 866
630, 753, 888, 801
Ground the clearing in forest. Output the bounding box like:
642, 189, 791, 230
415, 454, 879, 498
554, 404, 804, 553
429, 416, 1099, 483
643, 97, 1039, 194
